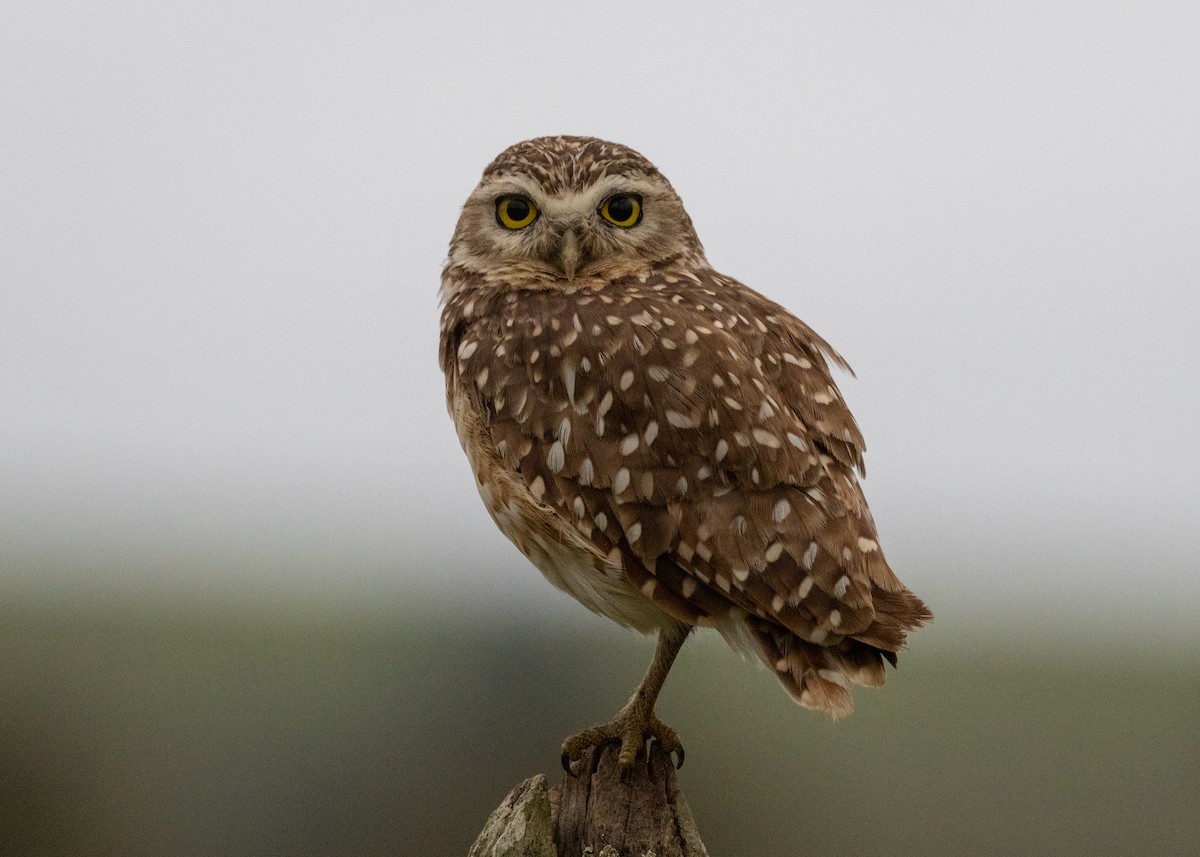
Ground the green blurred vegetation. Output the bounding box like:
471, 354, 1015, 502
1, 591, 1197, 856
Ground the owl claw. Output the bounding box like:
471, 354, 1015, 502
647, 716, 684, 769
560, 711, 684, 776
668, 744, 685, 770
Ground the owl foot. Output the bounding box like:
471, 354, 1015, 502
560, 710, 684, 776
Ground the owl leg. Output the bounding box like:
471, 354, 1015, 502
561, 624, 690, 774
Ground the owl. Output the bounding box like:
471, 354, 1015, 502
439, 136, 931, 772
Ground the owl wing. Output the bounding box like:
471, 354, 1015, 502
444, 272, 929, 713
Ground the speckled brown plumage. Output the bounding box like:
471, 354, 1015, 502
440, 136, 930, 764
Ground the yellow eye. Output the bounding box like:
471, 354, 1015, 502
599, 193, 642, 228
496, 195, 538, 229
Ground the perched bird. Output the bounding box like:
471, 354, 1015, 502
439, 136, 931, 772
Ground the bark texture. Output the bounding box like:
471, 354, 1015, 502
469, 742, 708, 857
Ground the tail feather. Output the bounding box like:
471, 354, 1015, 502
832, 640, 889, 687
731, 582, 931, 719
751, 626, 855, 718
853, 585, 933, 651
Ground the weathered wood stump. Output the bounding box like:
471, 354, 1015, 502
469, 742, 708, 857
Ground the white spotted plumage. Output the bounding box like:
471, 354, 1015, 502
440, 136, 930, 723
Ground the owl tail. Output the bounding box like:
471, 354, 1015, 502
750, 627, 856, 718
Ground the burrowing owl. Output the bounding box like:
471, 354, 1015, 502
439, 136, 930, 771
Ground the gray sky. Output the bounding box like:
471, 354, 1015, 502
2, 2, 1198, 624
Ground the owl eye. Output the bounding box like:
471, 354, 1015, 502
496, 195, 538, 229
599, 194, 643, 228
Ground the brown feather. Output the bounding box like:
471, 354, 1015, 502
439, 136, 931, 718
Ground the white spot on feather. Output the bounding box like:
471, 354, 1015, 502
752, 428, 781, 448
561, 363, 576, 404
666, 410, 696, 429
818, 669, 849, 688
764, 542, 784, 563
613, 468, 630, 495
546, 441, 565, 473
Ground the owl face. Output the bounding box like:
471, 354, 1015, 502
445, 136, 704, 290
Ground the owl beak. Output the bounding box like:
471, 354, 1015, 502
557, 229, 581, 281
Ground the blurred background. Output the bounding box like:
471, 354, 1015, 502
2, 2, 1198, 855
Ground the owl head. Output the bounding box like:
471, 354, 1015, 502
445, 136, 706, 290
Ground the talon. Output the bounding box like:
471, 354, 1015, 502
561, 707, 685, 776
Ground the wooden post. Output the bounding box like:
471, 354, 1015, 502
469, 742, 709, 857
